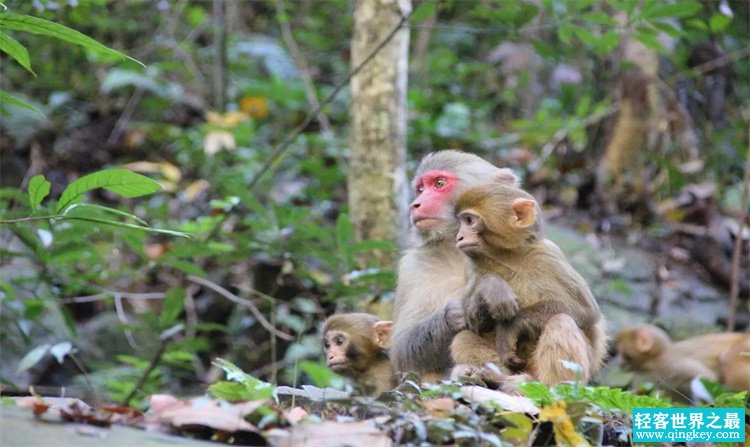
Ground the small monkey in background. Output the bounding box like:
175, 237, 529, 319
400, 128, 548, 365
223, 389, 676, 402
451, 184, 608, 387
321, 313, 394, 395
616, 324, 750, 401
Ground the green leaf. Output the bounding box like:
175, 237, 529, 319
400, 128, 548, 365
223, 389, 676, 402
56, 169, 163, 213
27, 175, 50, 210
0, 31, 34, 74
211, 358, 274, 400
49, 342, 73, 364
582, 11, 618, 26
0, 89, 43, 114
410, 0, 437, 22
62, 215, 191, 238
0, 13, 144, 67
17, 344, 50, 373
300, 361, 341, 388
160, 287, 185, 326
633, 31, 666, 53
643, 1, 702, 19
709, 13, 732, 32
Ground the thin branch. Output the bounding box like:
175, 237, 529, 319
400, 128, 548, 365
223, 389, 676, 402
59, 292, 164, 304
120, 337, 168, 407
186, 274, 295, 341
272, 0, 333, 136
245, 9, 412, 192
726, 123, 750, 331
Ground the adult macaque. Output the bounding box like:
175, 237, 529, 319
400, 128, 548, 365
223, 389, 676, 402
391, 150, 518, 380
452, 184, 608, 386
616, 324, 750, 401
322, 313, 394, 395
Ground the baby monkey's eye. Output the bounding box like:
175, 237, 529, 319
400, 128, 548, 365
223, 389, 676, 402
324, 341, 330, 349
335, 336, 345, 346
460, 214, 475, 225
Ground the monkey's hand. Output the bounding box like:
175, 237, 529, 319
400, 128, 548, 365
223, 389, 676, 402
444, 300, 467, 333
466, 275, 518, 331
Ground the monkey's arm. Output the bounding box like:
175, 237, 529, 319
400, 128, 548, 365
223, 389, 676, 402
391, 301, 465, 374
464, 274, 519, 332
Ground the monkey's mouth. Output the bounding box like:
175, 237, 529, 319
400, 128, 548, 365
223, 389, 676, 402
456, 239, 478, 251
329, 363, 350, 373
413, 217, 440, 229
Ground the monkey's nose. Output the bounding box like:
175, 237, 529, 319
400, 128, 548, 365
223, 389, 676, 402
456, 235, 463, 242
411, 201, 420, 209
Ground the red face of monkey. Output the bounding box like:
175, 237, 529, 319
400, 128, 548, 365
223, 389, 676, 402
410, 170, 459, 230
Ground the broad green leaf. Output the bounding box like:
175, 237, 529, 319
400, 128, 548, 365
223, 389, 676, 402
643, 2, 702, 19
633, 31, 666, 53
299, 361, 342, 388
57, 169, 163, 212
0, 31, 34, 74
0, 13, 144, 67
0, 89, 43, 114
27, 175, 50, 210
582, 11, 618, 26
49, 342, 73, 364
709, 13, 732, 32
159, 287, 185, 326
17, 344, 50, 373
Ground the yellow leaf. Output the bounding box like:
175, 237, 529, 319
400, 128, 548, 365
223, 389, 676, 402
184, 179, 210, 202
206, 110, 249, 128
240, 96, 269, 119
539, 401, 589, 447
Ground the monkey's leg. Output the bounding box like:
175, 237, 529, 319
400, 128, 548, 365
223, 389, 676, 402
451, 330, 503, 366
719, 336, 750, 392
495, 322, 526, 371
528, 313, 591, 385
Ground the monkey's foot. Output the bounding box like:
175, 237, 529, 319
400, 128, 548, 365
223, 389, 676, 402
504, 355, 527, 372
497, 373, 534, 394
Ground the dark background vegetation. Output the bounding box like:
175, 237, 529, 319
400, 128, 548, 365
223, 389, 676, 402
1, 0, 749, 413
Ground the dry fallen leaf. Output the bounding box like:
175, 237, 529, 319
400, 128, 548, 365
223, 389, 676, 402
421, 398, 455, 417
272, 421, 391, 447
460, 386, 539, 414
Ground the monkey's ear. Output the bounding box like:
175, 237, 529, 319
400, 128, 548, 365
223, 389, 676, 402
511, 198, 536, 228
634, 329, 654, 352
372, 320, 393, 348
496, 168, 518, 186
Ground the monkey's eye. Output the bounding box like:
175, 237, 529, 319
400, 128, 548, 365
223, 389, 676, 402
324, 341, 330, 349
335, 336, 345, 346
460, 214, 475, 226
434, 177, 446, 188
416, 183, 425, 194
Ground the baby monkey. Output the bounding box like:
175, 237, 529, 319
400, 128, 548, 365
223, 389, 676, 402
452, 184, 607, 385
321, 313, 394, 395
616, 324, 750, 401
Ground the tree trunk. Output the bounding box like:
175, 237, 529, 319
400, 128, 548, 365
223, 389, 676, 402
348, 0, 411, 266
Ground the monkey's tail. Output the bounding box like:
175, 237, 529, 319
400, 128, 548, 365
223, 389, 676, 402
588, 318, 610, 376
531, 314, 592, 385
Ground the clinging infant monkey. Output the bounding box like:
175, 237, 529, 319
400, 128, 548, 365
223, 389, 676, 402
451, 183, 608, 387
321, 313, 394, 395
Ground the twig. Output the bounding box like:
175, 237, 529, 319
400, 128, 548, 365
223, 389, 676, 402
186, 274, 295, 341
212, 0, 228, 111
245, 9, 412, 192
59, 292, 164, 304
120, 336, 168, 407
726, 123, 750, 331
68, 352, 100, 408
272, 0, 333, 136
